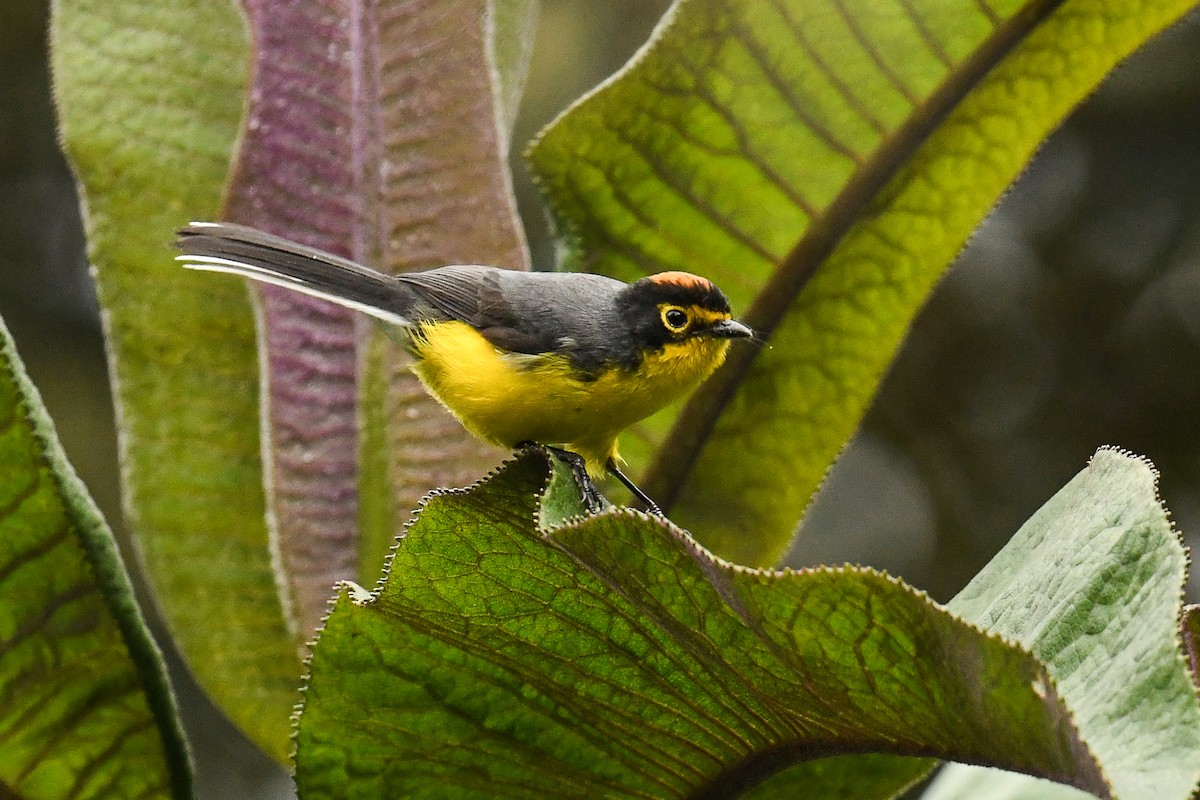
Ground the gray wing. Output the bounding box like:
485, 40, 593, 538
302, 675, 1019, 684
400, 268, 631, 360
399, 266, 560, 354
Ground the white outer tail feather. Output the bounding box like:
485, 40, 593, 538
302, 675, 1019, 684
176, 253, 414, 328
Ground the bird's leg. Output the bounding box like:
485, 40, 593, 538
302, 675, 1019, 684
605, 459, 664, 517
518, 442, 605, 514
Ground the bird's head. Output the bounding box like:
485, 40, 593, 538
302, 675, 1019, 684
619, 271, 754, 354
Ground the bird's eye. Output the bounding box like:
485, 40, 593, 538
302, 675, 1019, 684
660, 306, 690, 333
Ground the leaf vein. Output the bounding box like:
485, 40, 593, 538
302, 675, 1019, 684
828, 0, 921, 105
729, 20, 867, 166
766, 0, 891, 135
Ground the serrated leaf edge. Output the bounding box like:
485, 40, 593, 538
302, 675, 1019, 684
288, 446, 1200, 796
543, 478, 1115, 795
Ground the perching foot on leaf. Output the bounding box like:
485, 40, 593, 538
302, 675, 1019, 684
527, 444, 663, 516
522, 444, 605, 514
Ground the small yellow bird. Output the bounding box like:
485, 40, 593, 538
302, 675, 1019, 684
176, 222, 752, 513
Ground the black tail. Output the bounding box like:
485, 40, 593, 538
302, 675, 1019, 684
175, 222, 413, 326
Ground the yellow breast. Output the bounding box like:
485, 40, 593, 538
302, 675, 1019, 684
407, 320, 731, 474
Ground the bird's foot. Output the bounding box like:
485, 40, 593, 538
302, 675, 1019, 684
517, 442, 606, 514
605, 459, 665, 517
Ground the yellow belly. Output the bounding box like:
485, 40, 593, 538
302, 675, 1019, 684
408, 320, 731, 474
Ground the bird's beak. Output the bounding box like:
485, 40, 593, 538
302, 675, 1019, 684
709, 318, 755, 339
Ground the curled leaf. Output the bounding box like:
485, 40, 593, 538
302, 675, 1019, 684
294, 449, 1199, 799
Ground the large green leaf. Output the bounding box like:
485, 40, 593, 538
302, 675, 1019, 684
788, 448, 1200, 800
0, 318, 189, 799
935, 449, 1200, 800
49, 0, 297, 761
528, 0, 1200, 566
293, 448, 1199, 799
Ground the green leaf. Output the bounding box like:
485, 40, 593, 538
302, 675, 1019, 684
528, 0, 1200, 566
944, 448, 1200, 800
0, 318, 189, 799
737, 754, 933, 800
294, 448, 1199, 799
50, 0, 298, 761
798, 448, 1200, 800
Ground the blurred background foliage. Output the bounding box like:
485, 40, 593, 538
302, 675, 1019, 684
2, 0, 1199, 797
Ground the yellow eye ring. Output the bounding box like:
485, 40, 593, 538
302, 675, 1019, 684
660, 305, 691, 333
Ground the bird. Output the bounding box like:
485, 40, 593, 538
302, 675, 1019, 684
175, 222, 753, 515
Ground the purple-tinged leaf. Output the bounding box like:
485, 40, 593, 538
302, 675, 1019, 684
224, 0, 367, 642
222, 0, 534, 632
